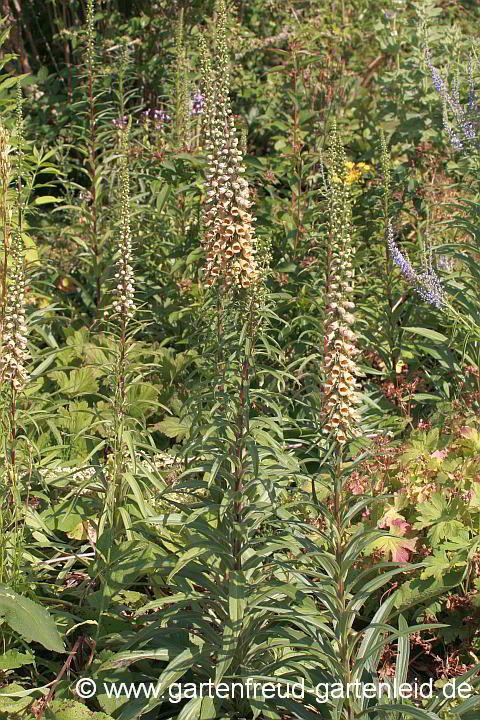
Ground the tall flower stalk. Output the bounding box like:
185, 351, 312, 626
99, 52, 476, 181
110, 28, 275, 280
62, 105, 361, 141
323, 127, 360, 703
313, 127, 414, 720
86, 0, 101, 309
424, 45, 478, 151
322, 124, 360, 445
200, 1, 258, 293
196, 0, 269, 582
0, 87, 28, 587
387, 221, 444, 309
0, 88, 29, 468
96, 113, 135, 639
199, 0, 262, 405
174, 7, 189, 149
314, 125, 365, 720
103, 119, 135, 535
0, 124, 10, 324
98, 52, 135, 538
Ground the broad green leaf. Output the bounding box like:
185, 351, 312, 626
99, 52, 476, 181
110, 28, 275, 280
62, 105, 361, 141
154, 415, 191, 441
0, 584, 64, 653
0, 684, 34, 715
367, 529, 417, 563
23, 232, 39, 264
46, 698, 114, 719
52, 368, 101, 396
0, 649, 34, 671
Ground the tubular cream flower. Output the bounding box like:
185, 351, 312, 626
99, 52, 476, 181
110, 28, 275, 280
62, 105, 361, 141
110, 127, 136, 321
0, 124, 29, 392
200, 1, 259, 290
322, 125, 361, 444
0, 227, 29, 392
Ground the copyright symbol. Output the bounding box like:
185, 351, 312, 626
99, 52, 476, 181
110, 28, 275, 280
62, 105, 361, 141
75, 678, 97, 699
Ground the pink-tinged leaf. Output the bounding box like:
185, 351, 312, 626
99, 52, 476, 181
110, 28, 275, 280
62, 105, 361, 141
370, 526, 417, 564
392, 538, 417, 563
431, 449, 448, 460
390, 516, 411, 535
379, 508, 409, 533
459, 426, 474, 437
392, 547, 409, 563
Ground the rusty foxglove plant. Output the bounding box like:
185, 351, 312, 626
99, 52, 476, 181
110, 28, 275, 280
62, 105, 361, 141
200, 0, 258, 291
322, 124, 361, 444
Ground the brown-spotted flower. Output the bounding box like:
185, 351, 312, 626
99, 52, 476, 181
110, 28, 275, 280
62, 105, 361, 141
200, 1, 258, 290
322, 126, 361, 443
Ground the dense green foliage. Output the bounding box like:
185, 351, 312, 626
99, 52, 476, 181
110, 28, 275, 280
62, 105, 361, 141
0, 1, 480, 718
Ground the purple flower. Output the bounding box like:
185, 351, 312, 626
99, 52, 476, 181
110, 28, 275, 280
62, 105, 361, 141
443, 112, 463, 150
430, 64, 444, 94
452, 77, 460, 107
153, 109, 171, 124
191, 92, 205, 116
141, 108, 171, 128
467, 57, 476, 113
467, 87, 476, 115
438, 255, 454, 272
427, 59, 477, 150
113, 115, 128, 128
461, 118, 476, 142
387, 222, 444, 308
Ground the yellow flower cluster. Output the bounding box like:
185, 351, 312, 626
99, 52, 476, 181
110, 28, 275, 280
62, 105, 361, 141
333, 161, 371, 186
345, 160, 370, 185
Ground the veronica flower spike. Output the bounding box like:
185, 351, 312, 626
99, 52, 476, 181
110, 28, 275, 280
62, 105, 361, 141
387, 222, 445, 309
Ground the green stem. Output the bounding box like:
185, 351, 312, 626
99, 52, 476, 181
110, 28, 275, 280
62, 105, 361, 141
87, 0, 100, 310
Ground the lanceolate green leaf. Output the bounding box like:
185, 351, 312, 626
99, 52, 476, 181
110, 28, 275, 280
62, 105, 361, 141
354, 594, 397, 680
354, 624, 448, 682
449, 693, 480, 715
176, 696, 216, 720
143, 648, 197, 713
395, 615, 410, 686
359, 703, 443, 720
403, 327, 449, 342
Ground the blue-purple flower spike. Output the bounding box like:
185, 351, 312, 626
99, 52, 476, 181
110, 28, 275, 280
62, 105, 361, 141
387, 223, 445, 308
426, 52, 477, 150
468, 57, 476, 113
430, 65, 444, 94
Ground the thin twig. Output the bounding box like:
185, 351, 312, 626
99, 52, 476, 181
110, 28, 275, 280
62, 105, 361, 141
36, 552, 95, 565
